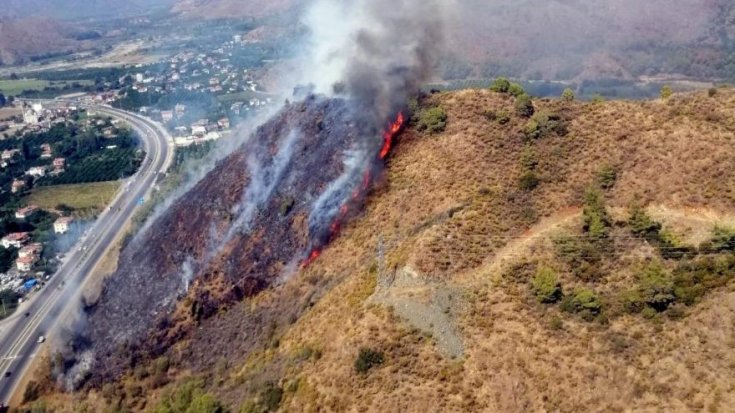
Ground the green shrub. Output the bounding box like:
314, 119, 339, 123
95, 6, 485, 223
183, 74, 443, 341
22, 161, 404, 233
673, 254, 735, 306
185, 394, 226, 413
561, 88, 575, 102
637, 263, 675, 312
524, 119, 541, 140
490, 77, 511, 93
508, 82, 526, 97
519, 146, 538, 170
355, 348, 384, 374
531, 267, 562, 303
583, 187, 611, 240
706, 227, 735, 252
496, 110, 510, 125
417, 107, 448, 134
519, 171, 540, 191
515, 94, 535, 118
660, 85, 673, 100
597, 165, 617, 189
553, 235, 606, 282
628, 207, 661, 239
561, 288, 602, 318
260, 382, 284, 412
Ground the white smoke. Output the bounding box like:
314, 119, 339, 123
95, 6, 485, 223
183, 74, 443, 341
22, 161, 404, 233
224, 128, 301, 243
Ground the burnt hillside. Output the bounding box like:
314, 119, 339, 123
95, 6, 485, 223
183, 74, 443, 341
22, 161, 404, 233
76, 96, 388, 385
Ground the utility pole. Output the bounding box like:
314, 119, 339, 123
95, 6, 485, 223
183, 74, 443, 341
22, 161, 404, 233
377, 234, 385, 279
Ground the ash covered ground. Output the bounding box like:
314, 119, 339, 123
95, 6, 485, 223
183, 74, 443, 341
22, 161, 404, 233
64, 96, 397, 386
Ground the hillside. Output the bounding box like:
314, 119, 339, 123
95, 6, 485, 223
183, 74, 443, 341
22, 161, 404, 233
171, 0, 297, 19
18, 87, 735, 412
0, 18, 80, 66
0, 0, 175, 20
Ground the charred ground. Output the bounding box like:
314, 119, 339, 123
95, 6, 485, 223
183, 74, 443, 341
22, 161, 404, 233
65, 96, 393, 386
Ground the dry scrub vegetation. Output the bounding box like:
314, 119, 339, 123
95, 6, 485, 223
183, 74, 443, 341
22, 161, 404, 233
20, 87, 735, 413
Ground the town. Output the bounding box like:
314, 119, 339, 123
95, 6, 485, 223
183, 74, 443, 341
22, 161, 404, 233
0, 102, 144, 317
0, 28, 284, 319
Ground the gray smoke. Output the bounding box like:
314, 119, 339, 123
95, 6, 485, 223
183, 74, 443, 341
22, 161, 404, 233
302, 0, 452, 123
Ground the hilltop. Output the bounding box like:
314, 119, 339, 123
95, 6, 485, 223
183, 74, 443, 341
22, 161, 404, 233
19, 87, 735, 412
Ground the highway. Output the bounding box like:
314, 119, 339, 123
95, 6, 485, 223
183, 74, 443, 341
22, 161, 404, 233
0, 105, 173, 407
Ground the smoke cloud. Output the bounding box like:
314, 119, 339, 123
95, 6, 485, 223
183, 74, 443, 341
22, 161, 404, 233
301, 0, 452, 122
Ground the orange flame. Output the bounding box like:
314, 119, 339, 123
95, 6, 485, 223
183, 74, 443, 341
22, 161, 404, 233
301, 249, 322, 269
302, 112, 404, 269
379, 112, 405, 160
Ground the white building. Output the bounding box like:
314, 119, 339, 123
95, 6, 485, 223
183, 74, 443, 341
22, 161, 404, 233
23, 110, 39, 125
27, 166, 46, 178
2, 232, 29, 249
54, 217, 73, 234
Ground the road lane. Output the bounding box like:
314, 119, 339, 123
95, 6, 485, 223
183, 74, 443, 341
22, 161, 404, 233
0, 105, 173, 406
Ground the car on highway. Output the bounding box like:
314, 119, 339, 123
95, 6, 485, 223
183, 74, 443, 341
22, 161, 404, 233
37, 335, 45, 344
3, 371, 10, 378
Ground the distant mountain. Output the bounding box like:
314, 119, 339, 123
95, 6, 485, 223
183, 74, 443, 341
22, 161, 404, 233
0, 17, 79, 66
0, 0, 176, 21
171, 0, 297, 19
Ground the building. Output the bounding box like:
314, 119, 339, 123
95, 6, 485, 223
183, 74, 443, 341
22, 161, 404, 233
27, 166, 46, 178
161, 111, 174, 123
218, 118, 230, 130
40, 143, 52, 159
18, 243, 42, 259
53, 217, 73, 234
53, 157, 66, 171
16, 255, 36, 272
15, 205, 39, 220
192, 125, 207, 136
23, 110, 39, 125
2, 149, 19, 162
11, 179, 25, 194
2, 232, 29, 249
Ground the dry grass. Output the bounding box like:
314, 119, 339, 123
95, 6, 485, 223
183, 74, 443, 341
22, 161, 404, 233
33, 88, 735, 412
25, 181, 121, 215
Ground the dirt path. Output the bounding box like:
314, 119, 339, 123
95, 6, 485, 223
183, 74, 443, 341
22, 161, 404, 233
463, 208, 582, 283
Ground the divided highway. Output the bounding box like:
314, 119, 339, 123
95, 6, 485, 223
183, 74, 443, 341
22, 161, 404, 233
0, 105, 173, 406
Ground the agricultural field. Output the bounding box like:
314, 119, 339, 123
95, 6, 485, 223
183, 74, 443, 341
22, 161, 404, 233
0, 78, 94, 97
26, 181, 121, 214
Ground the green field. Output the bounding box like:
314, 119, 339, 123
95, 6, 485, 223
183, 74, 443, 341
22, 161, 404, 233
0, 79, 49, 95
0, 78, 94, 96
26, 181, 121, 213
216, 90, 274, 104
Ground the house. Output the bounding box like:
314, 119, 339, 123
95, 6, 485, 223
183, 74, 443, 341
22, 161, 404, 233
18, 243, 42, 259
54, 217, 73, 234
23, 110, 39, 125
161, 111, 174, 123
217, 118, 230, 130
192, 125, 207, 136
2, 149, 19, 161
53, 158, 66, 171
16, 255, 37, 272
15, 205, 39, 220
27, 166, 46, 178
2, 232, 29, 249
40, 143, 52, 158
11, 179, 25, 194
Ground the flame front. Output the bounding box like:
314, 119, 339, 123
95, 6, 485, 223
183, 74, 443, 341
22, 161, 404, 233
380, 112, 405, 160
302, 112, 405, 268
